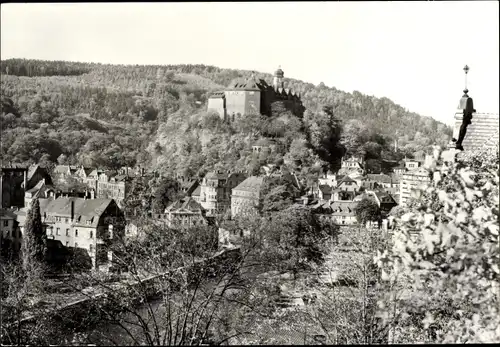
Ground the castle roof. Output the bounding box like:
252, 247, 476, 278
227, 77, 261, 91
209, 91, 225, 99
274, 67, 284, 77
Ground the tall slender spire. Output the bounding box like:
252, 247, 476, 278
463, 64, 469, 96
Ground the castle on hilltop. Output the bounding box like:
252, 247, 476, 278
207, 67, 305, 121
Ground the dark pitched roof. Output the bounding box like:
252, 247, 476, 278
165, 197, 204, 214
233, 176, 265, 193
227, 77, 261, 91
209, 91, 225, 99
458, 113, 499, 151
40, 197, 114, 227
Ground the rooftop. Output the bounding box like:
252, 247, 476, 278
40, 197, 115, 227
457, 112, 499, 152
233, 176, 265, 193
165, 197, 204, 214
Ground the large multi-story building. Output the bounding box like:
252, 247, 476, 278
399, 167, 432, 206
7, 197, 125, 269
195, 171, 247, 216
231, 176, 266, 218
207, 67, 305, 120
41, 197, 125, 269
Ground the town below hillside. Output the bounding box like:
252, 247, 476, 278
1, 59, 498, 346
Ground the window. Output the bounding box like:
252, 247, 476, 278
89, 244, 94, 253
75, 242, 78, 248
90, 230, 93, 239
66, 229, 69, 236
3, 220, 8, 227
50, 227, 54, 235
56, 228, 60, 235
75, 229, 78, 237
65, 218, 69, 223
65, 241, 69, 247
5, 230, 9, 237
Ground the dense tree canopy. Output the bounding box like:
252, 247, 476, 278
2, 58, 451, 178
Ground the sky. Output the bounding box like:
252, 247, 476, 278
1, 1, 499, 126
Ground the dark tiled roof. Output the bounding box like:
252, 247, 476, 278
233, 176, 265, 193
165, 197, 204, 214
457, 113, 499, 151
209, 91, 225, 99
40, 197, 114, 227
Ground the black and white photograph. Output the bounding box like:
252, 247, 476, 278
0, 1, 499, 345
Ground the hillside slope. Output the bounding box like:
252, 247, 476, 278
1, 59, 452, 176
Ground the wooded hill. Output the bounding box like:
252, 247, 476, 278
0, 58, 452, 179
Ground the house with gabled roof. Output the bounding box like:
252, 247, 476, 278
337, 176, 359, 193
41, 197, 125, 269
164, 196, 208, 228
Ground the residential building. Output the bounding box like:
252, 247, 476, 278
0, 208, 17, 252
164, 197, 208, 228
339, 156, 365, 176
24, 165, 52, 190
337, 176, 360, 193
365, 190, 398, 216
96, 174, 128, 206
363, 173, 393, 190
40, 197, 125, 269
318, 171, 337, 188
52, 165, 79, 178
199, 171, 246, 216
312, 201, 359, 226
24, 179, 57, 207
399, 168, 432, 206
231, 176, 266, 218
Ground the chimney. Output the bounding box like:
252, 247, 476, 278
71, 199, 75, 221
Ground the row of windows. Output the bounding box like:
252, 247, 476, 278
48, 227, 93, 238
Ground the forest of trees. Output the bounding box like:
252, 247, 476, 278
1, 58, 452, 179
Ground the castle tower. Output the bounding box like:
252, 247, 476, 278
273, 66, 284, 90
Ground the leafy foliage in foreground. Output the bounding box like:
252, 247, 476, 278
376, 146, 500, 343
